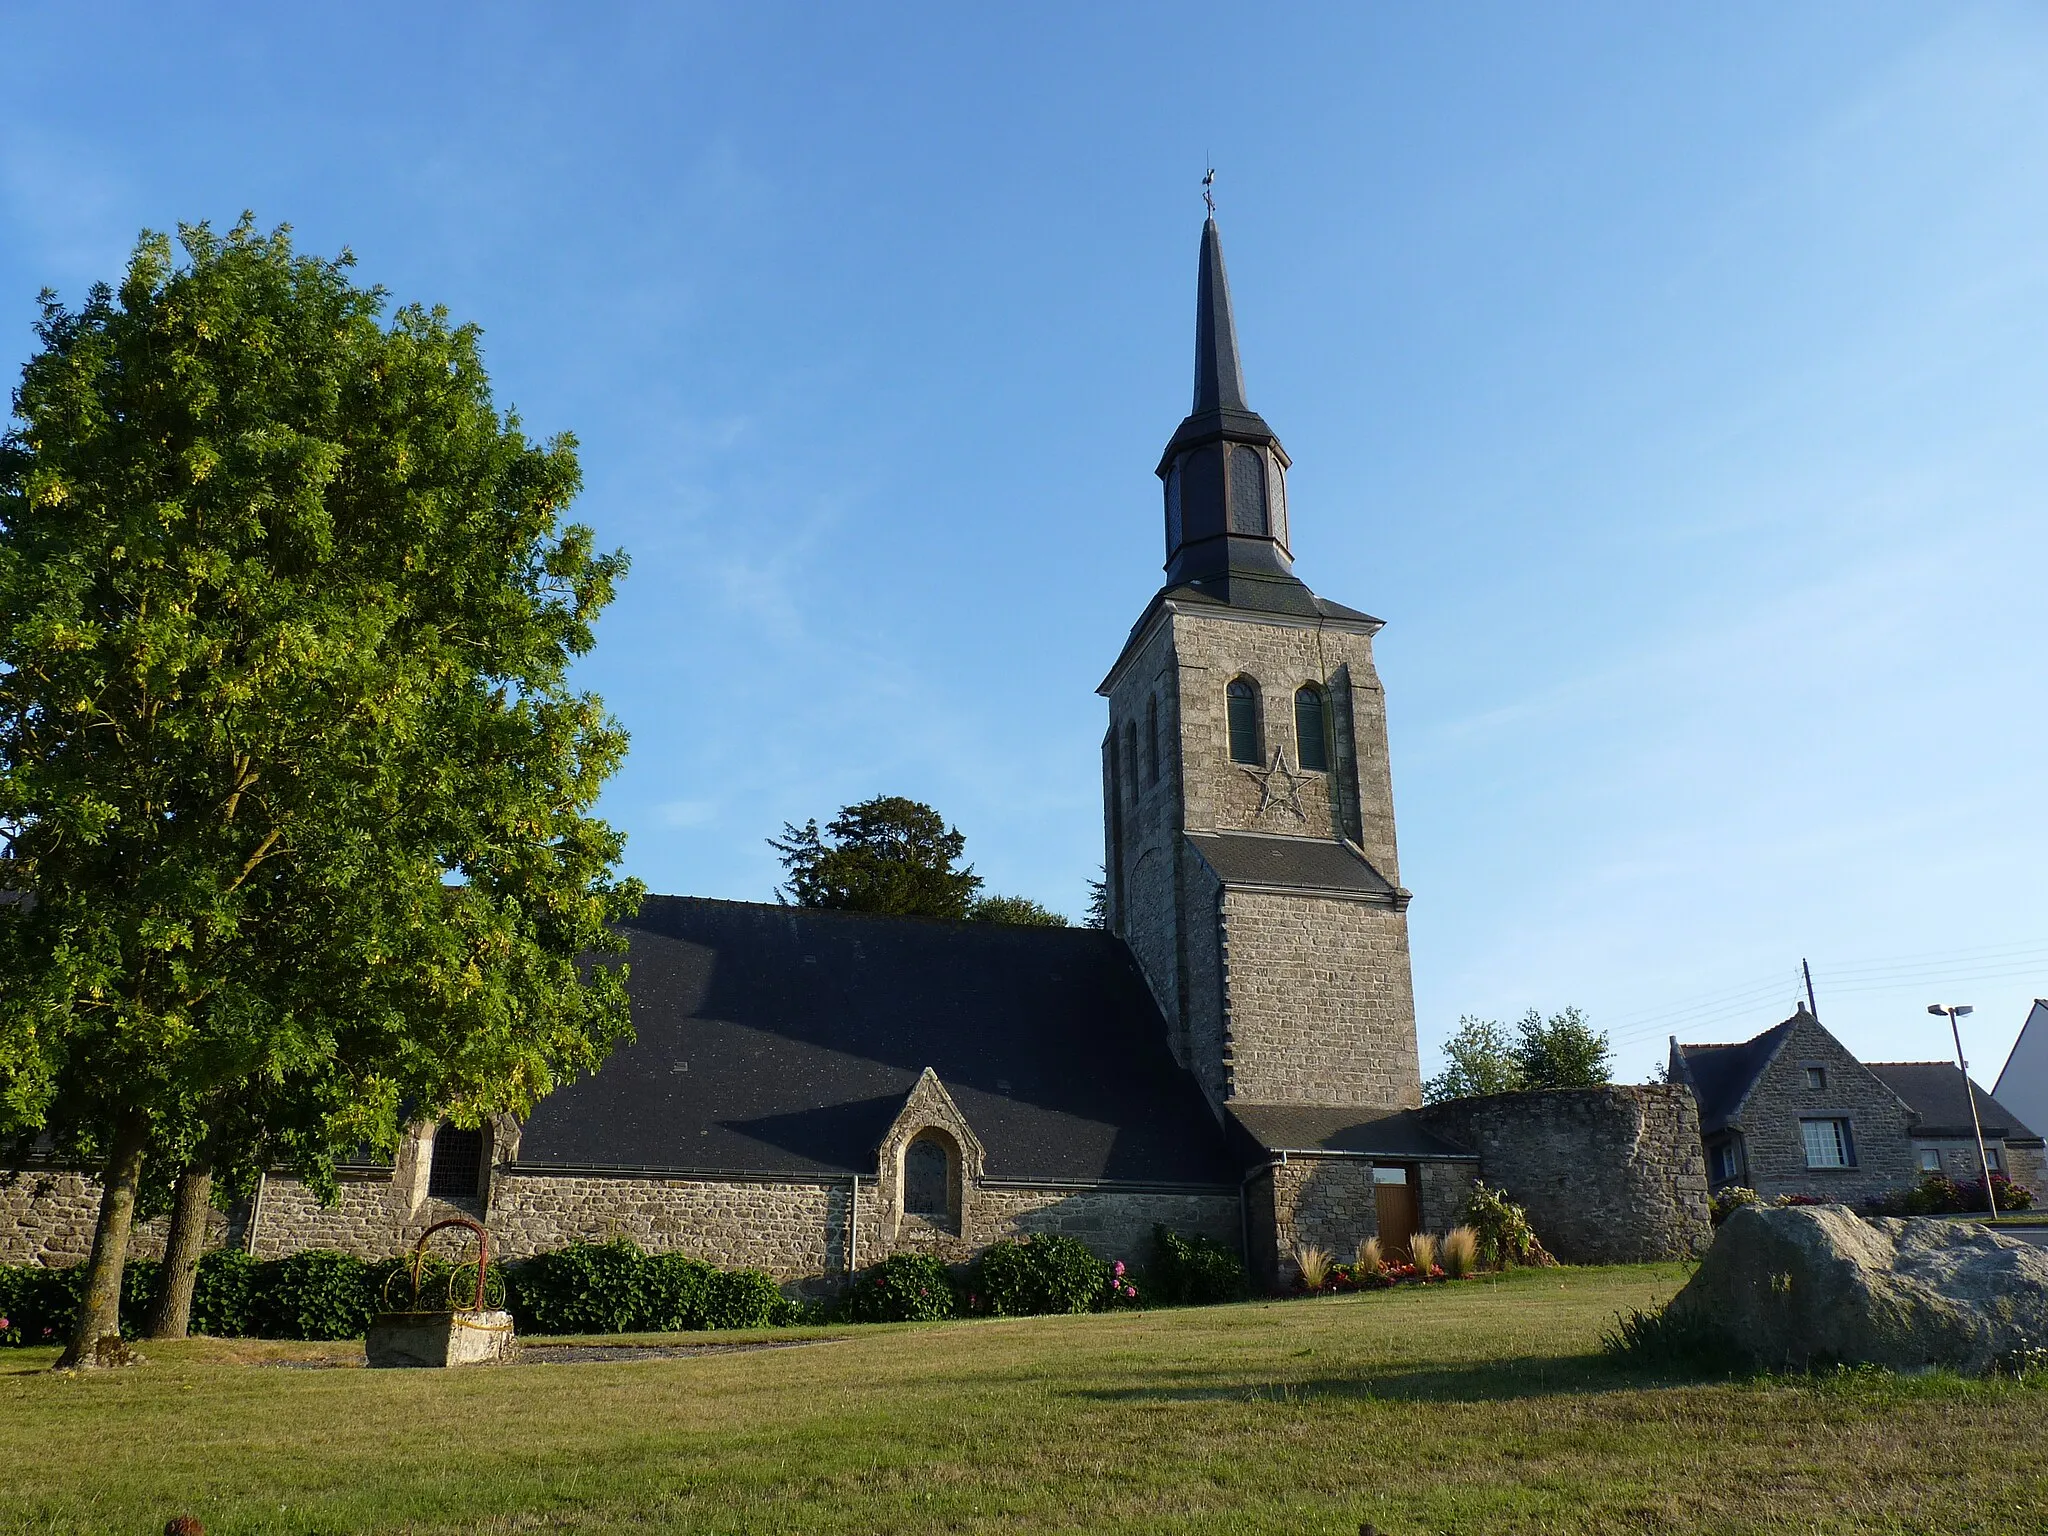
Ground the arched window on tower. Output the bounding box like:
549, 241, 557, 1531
1147, 695, 1162, 784
1294, 684, 1330, 773
1123, 722, 1139, 804
1227, 678, 1262, 765
1229, 446, 1268, 536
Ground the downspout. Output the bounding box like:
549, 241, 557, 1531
243, 1170, 266, 1256
1240, 1154, 1285, 1282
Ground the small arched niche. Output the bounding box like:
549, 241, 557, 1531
902, 1128, 961, 1232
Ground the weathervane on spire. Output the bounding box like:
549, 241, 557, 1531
1203, 166, 1216, 218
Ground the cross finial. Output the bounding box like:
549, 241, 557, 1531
1203, 166, 1216, 218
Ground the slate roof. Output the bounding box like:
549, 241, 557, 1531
1865, 1062, 2044, 1144
517, 897, 1238, 1186
1185, 831, 1398, 901
1672, 1016, 1799, 1133
1228, 1104, 1473, 1161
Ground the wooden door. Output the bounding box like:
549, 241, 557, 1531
1375, 1181, 1420, 1262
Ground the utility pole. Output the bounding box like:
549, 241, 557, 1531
1929, 1004, 1998, 1218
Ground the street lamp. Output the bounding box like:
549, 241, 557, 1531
1928, 1004, 1999, 1218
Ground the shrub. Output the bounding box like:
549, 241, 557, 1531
0, 1262, 83, 1347
702, 1267, 786, 1330
191, 1250, 260, 1337
1147, 1226, 1249, 1307
835, 1253, 957, 1323
1292, 1244, 1333, 1291
1408, 1233, 1439, 1276
1354, 1236, 1383, 1279
251, 1250, 376, 1341
977, 1233, 1109, 1316
1709, 1187, 1763, 1226
638, 1251, 718, 1331
508, 1239, 648, 1335
1462, 1181, 1539, 1267
1961, 1173, 2034, 1213
1441, 1226, 1479, 1279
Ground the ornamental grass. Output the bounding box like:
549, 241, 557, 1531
1441, 1226, 1480, 1279
1354, 1236, 1384, 1279
1408, 1232, 1439, 1277
1292, 1244, 1334, 1291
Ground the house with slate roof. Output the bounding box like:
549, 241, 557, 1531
1671, 1008, 2047, 1204
2, 212, 1716, 1286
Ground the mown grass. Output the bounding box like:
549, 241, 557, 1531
1, 1263, 2044, 1534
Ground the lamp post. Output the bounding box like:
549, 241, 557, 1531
1928, 1004, 1998, 1218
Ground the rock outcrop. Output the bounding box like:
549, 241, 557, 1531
1668, 1204, 2048, 1373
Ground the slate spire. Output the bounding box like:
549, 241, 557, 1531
1193, 217, 1249, 415
1156, 214, 1295, 594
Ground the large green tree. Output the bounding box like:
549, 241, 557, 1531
1421, 1008, 1612, 1103
0, 220, 641, 1365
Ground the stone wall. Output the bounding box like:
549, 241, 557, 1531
1102, 602, 1420, 1116
249, 1171, 483, 1260
1417, 1086, 1712, 1263
1248, 1155, 1480, 1286
0, 1165, 237, 1267
1725, 1016, 1918, 1204
1219, 890, 1420, 1107
1915, 1137, 2048, 1197
197, 1165, 1242, 1287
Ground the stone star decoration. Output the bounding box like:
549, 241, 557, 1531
1241, 747, 1307, 820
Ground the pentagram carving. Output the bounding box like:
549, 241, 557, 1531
1240, 747, 1306, 820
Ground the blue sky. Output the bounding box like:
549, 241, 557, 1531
5, 3, 2046, 1083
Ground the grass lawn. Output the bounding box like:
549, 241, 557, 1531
2, 1262, 2045, 1534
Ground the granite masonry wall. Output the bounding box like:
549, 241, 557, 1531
213, 1166, 1241, 1288
1218, 890, 1420, 1107
1913, 1138, 2048, 1197
1417, 1086, 1712, 1264
1102, 603, 1418, 1115
1717, 1017, 1919, 1204
0, 1165, 236, 1266
1248, 1155, 1480, 1286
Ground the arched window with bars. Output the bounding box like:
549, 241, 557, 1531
1227, 678, 1262, 765
1294, 684, 1329, 773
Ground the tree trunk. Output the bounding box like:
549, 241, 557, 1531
56, 1109, 150, 1369
146, 1158, 213, 1340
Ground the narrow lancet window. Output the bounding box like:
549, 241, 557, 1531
1227, 678, 1262, 765
1294, 685, 1329, 772
1147, 696, 1162, 784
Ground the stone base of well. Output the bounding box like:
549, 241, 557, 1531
365, 1309, 516, 1368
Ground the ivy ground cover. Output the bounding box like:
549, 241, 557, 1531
2, 1263, 2046, 1534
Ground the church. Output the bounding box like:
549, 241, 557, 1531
1, 216, 1711, 1286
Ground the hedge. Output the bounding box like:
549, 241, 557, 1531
0, 1227, 1252, 1344
0, 1239, 793, 1345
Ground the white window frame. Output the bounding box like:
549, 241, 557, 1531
1801, 1117, 1854, 1170
1919, 1148, 1942, 1173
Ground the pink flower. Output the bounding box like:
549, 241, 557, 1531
1113, 1261, 1126, 1276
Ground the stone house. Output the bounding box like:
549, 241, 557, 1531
1671, 1008, 2047, 1203
1, 213, 1711, 1290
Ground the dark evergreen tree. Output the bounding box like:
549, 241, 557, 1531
770, 796, 982, 918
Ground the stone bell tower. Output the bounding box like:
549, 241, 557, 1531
1098, 214, 1421, 1116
